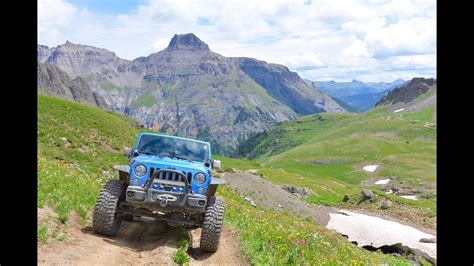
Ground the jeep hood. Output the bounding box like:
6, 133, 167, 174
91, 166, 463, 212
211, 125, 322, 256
132, 154, 209, 172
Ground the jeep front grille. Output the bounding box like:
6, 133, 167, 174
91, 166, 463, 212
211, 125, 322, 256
148, 168, 191, 192
157, 171, 185, 182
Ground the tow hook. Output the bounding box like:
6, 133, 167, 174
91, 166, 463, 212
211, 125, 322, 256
160, 199, 168, 207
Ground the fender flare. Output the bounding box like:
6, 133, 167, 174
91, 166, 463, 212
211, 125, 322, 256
210, 177, 225, 185
114, 165, 130, 185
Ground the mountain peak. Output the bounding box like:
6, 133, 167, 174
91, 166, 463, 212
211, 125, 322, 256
167, 33, 210, 51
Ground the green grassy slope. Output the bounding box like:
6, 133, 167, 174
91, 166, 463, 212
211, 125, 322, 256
235, 103, 436, 224
38, 96, 142, 222
38, 95, 409, 264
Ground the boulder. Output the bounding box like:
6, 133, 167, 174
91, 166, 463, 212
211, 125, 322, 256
380, 201, 391, 209
419, 238, 436, 243
244, 196, 256, 208
60, 137, 71, 148
250, 201, 257, 208
246, 169, 258, 175
420, 193, 435, 199
282, 185, 310, 198
361, 189, 375, 199
342, 194, 350, 202
395, 187, 416, 196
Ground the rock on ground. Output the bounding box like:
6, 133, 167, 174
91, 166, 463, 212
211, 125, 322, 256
361, 189, 375, 199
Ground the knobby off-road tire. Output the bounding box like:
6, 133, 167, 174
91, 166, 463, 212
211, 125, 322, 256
92, 179, 126, 236
200, 196, 225, 252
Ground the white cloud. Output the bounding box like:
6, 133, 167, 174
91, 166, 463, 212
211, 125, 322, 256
152, 38, 170, 51
37, 0, 436, 82
364, 16, 436, 58
341, 39, 371, 57
383, 54, 436, 70
38, 0, 78, 44
283, 52, 325, 70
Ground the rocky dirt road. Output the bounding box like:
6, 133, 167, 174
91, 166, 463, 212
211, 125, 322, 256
38, 215, 248, 265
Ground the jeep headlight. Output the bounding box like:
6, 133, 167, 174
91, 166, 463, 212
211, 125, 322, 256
134, 164, 147, 177
194, 172, 206, 185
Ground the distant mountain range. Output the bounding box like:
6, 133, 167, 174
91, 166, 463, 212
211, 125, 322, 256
38, 33, 344, 155
376, 77, 436, 111
311, 79, 406, 98
306, 79, 407, 112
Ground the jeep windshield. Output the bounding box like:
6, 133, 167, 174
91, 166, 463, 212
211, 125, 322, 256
136, 134, 210, 163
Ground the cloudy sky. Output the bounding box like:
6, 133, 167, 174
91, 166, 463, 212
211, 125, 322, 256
38, 0, 436, 82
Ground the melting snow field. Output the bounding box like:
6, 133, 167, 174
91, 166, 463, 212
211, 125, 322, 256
326, 210, 436, 259
393, 108, 405, 113
363, 165, 379, 172
400, 195, 418, 200
375, 179, 390, 185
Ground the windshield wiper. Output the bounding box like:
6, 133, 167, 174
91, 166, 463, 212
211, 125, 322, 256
161, 153, 192, 162
173, 155, 192, 162
137, 150, 162, 157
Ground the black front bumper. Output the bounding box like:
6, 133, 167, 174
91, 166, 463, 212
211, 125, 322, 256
126, 186, 207, 213
126, 169, 207, 213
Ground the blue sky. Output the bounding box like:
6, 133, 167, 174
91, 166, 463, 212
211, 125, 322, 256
68, 0, 147, 14
38, 0, 436, 82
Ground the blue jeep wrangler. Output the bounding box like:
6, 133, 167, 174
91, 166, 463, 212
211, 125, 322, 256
92, 132, 226, 252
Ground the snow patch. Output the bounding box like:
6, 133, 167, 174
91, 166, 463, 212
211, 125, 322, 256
400, 195, 418, 200
393, 108, 405, 113
375, 179, 390, 185
363, 165, 379, 172
326, 210, 436, 259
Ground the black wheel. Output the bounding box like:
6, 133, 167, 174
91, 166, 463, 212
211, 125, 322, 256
92, 180, 126, 236
200, 197, 225, 252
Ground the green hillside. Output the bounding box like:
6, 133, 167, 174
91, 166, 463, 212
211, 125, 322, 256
235, 104, 436, 227
38, 95, 409, 264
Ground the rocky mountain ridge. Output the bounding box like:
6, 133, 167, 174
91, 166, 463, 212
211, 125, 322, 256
37, 61, 107, 108
38, 33, 345, 154
376, 77, 436, 106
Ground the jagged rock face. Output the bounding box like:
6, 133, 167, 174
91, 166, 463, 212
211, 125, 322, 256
37, 62, 107, 108
38, 45, 53, 63
376, 77, 436, 106
167, 33, 210, 51
38, 33, 345, 154
236, 58, 344, 114
45, 41, 138, 85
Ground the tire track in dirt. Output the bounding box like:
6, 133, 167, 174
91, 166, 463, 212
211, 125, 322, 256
38, 215, 249, 265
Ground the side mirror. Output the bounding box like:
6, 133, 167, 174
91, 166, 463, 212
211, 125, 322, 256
212, 160, 221, 169
123, 147, 132, 157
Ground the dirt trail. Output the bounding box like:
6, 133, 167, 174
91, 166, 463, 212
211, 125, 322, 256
222, 170, 330, 226
38, 216, 249, 265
